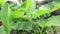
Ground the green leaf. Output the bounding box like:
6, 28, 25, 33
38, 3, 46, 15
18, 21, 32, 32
1, 3, 11, 34
37, 0, 60, 17
46, 15, 60, 26
12, 8, 25, 18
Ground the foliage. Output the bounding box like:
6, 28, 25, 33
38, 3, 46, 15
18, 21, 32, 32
0, 0, 60, 34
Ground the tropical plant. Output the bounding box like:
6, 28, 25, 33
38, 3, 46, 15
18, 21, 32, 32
0, 0, 60, 34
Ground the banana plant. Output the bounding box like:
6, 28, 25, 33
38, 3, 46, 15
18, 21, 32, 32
0, 0, 60, 34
